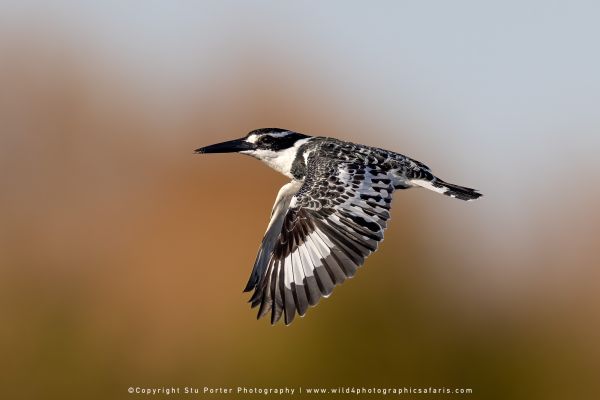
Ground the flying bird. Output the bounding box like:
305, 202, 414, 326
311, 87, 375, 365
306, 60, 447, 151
195, 128, 481, 325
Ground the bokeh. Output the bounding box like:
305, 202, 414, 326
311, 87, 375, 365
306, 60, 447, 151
1, 1, 599, 399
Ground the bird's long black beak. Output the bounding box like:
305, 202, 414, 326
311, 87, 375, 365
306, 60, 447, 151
194, 138, 255, 154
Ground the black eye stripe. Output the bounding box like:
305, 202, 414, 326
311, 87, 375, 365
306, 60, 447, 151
251, 131, 309, 150
272, 137, 295, 150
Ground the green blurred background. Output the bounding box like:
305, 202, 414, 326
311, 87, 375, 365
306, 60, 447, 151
1, 1, 599, 399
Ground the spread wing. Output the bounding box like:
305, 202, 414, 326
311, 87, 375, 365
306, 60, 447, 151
244, 153, 396, 325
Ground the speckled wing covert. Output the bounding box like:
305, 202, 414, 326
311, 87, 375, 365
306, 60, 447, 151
244, 152, 395, 325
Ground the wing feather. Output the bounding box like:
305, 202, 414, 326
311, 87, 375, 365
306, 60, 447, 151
291, 250, 309, 316
303, 234, 334, 297
245, 153, 396, 324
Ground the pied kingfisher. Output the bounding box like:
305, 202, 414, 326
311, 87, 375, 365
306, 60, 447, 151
196, 128, 482, 325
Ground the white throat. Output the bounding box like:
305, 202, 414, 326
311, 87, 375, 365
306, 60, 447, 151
245, 138, 311, 179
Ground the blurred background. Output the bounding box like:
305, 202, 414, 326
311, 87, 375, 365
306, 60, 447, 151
1, 1, 599, 399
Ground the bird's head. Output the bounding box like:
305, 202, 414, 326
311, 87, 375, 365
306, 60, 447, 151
195, 128, 312, 177
195, 128, 310, 157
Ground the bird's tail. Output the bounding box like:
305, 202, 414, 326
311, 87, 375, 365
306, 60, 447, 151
411, 178, 482, 201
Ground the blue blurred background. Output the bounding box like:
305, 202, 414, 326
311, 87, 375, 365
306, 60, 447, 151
1, 1, 599, 399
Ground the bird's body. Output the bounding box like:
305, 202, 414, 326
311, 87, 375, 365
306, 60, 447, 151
196, 128, 481, 325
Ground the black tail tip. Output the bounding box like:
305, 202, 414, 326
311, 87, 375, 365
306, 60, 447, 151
444, 185, 483, 201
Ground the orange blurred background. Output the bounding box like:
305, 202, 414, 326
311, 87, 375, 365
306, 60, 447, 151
1, 2, 599, 399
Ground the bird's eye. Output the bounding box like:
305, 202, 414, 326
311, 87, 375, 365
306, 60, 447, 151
261, 136, 274, 144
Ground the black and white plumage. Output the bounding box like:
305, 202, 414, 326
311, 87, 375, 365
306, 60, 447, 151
195, 128, 482, 325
